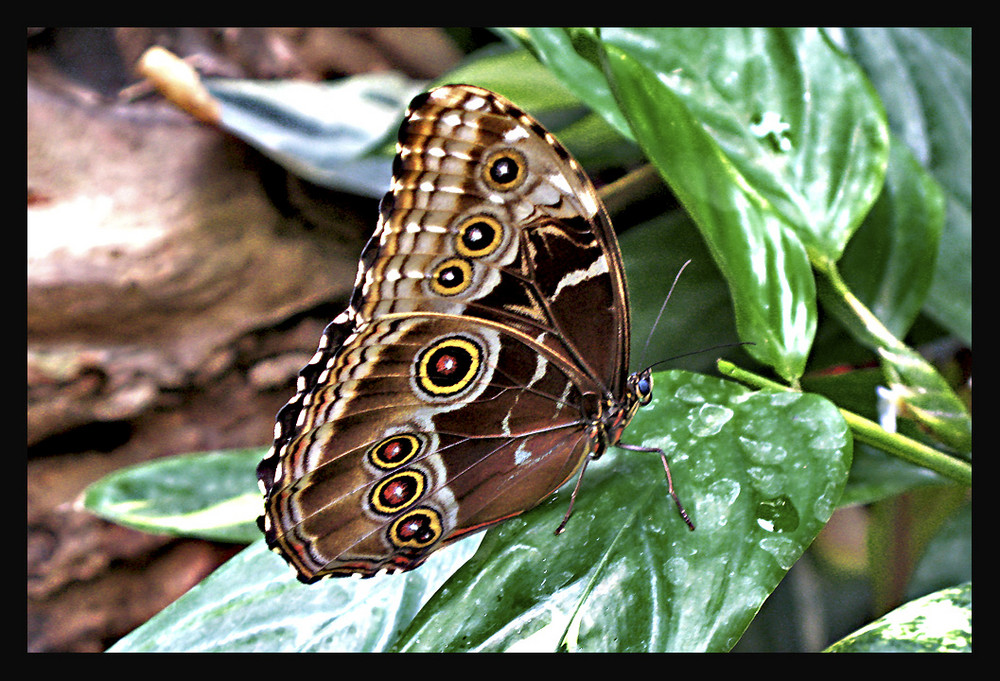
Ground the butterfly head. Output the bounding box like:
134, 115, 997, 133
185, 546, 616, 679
629, 368, 654, 407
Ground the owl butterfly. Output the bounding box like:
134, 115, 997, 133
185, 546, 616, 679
257, 84, 692, 583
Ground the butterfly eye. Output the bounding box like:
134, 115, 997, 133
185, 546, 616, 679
368, 434, 424, 470
482, 148, 527, 191
635, 373, 653, 404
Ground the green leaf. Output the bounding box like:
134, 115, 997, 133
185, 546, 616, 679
600, 27, 889, 261
621, 211, 740, 375
839, 138, 945, 340
825, 582, 971, 652
205, 72, 425, 198
81, 449, 264, 544
501, 28, 634, 142
840, 27, 970, 344
391, 371, 852, 652
109, 537, 481, 652
600, 30, 819, 381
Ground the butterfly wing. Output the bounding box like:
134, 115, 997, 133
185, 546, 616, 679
258, 85, 631, 581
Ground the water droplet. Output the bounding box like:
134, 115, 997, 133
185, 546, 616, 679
745, 465, 785, 496
733, 575, 768, 610
699, 478, 741, 528
812, 481, 839, 523
738, 435, 787, 464
688, 403, 734, 437
758, 535, 800, 570
674, 382, 706, 404
664, 556, 689, 586
755, 495, 800, 533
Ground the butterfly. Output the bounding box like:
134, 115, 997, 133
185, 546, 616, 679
257, 84, 691, 583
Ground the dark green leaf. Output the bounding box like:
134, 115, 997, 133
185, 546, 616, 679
840, 139, 945, 340
840, 27, 970, 344
621, 211, 740, 375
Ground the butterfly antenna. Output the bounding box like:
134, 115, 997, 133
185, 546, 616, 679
644, 341, 756, 373
639, 259, 692, 370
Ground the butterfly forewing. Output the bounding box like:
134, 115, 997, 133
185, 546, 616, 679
258, 84, 638, 582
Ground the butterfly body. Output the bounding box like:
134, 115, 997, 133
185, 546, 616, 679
257, 85, 655, 582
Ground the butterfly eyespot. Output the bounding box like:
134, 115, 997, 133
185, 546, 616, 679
429, 258, 473, 296
414, 336, 482, 396
482, 148, 527, 191
456, 215, 504, 258
369, 470, 426, 515
388, 507, 442, 549
368, 434, 424, 470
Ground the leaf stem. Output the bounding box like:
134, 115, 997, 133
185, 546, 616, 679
716, 360, 971, 487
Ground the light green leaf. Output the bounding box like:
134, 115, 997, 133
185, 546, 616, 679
82, 449, 264, 544
109, 537, 481, 652
826, 582, 971, 652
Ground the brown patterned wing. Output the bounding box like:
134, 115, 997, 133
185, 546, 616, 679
258, 85, 632, 581
357, 84, 631, 394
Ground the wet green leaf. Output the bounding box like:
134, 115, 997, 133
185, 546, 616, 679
392, 371, 852, 652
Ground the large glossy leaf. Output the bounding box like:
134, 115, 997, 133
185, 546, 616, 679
109, 536, 481, 652
599, 32, 817, 382
105, 372, 850, 651
390, 371, 852, 652
600, 28, 889, 262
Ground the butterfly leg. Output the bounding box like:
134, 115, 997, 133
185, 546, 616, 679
617, 443, 696, 531
554, 454, 593, 535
